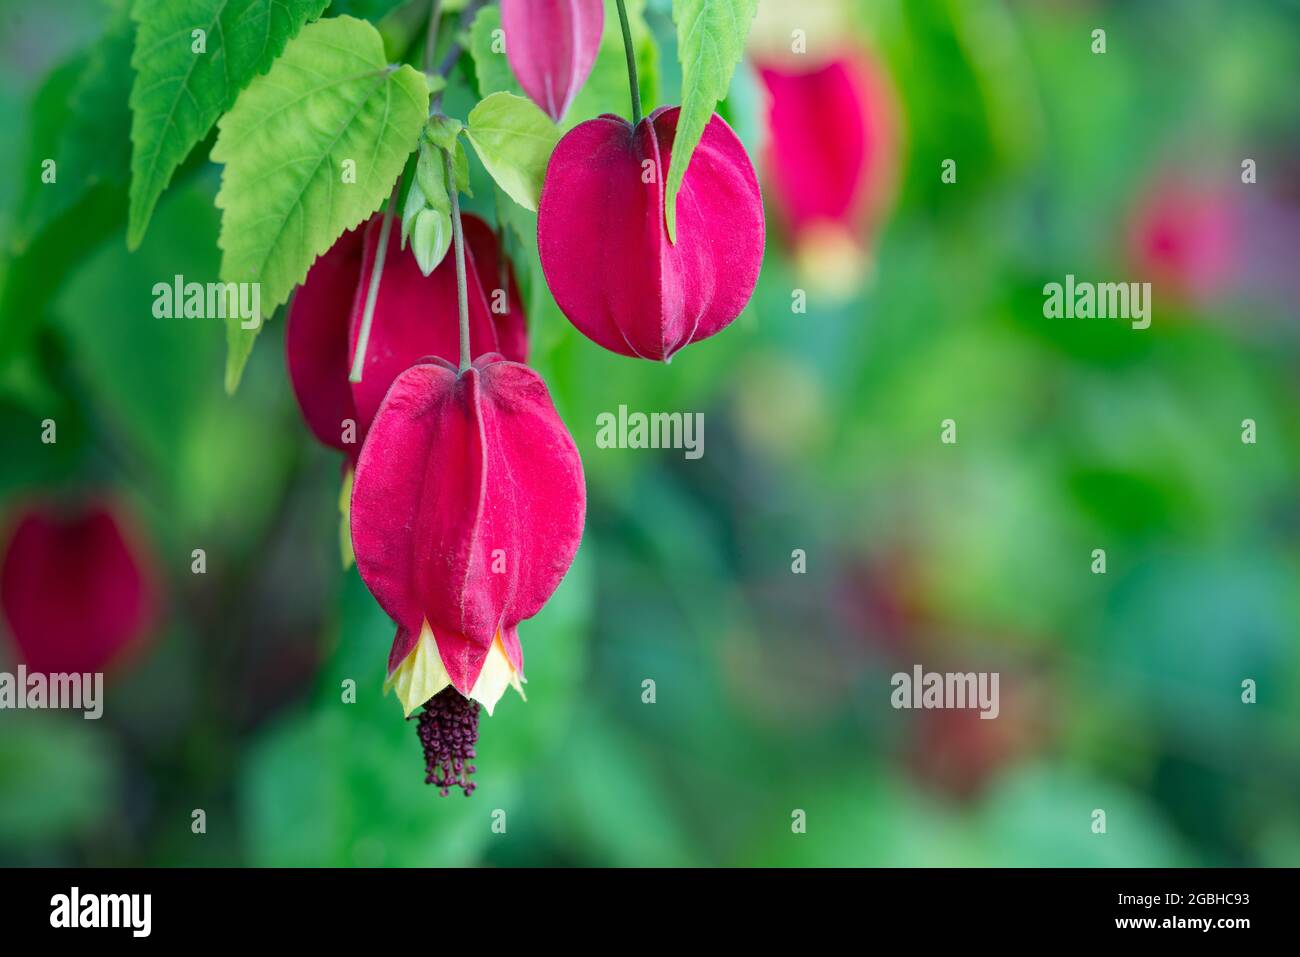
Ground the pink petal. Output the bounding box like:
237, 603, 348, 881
537, 108, 764, 361
501, 0, 605, 122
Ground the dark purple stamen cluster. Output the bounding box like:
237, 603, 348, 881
414, 687, 480, 796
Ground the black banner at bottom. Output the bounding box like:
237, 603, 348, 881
0, 867, 1284, 941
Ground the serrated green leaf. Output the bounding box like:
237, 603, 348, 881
127, 0, 329, 250
665, 0, 757, 242
465, 92, 560, 213
211, 15, 429, 392
468, 5, 517, 99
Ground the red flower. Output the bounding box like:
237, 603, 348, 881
350, 355, 586, 792
286, 213, 527, 461
1, 498, 159, 675
500, 0, 605, 123
756, 52, 898, 287
538, 107, 764, 361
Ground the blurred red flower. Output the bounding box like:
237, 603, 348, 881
1127, 175, 1240, 305
756, 51, 899, 291
1, 498, 160, 675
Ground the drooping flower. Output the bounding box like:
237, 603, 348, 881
350, 355, 586, 793
0, 498, 159, 675
538, 107, 764, 361
500, 0, 605, 123
756, 51, 898, 292
286, 213, 528, 567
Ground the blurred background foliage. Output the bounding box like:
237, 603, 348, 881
0, 0, 1298, 866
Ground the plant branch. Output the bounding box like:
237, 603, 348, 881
430, 0, 489, 111
423, 0, 443, 73
615, 0, 642, 125
445, 149, 472, 372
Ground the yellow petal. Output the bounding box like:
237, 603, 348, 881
384, 622, 525, 717
384, 622, 452, 717
469, 636, 522, 716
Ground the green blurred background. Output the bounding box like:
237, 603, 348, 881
1, 0, 1298, 866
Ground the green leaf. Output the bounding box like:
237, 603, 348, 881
53, 182, 223, 491
464, 92, 560, 213
0, 712, 117, 848
211, 15, 429, 392
18, 3, 134, 249
127, 0, 329, 250
468, 5, 517, 99
665, 0, 757, 242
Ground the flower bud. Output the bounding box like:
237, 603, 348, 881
500, 0, 605, 123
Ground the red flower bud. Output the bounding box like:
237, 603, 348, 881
501, 0, 605, 123
538, 107, 764, 361
286, 214, 527, 458
1, 499, 159, 675
757, 53, 898, 281
350, 354, 585, 721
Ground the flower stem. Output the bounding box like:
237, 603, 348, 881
423, 0, 442, 73
446, 149, 471, 372
430, 0, 487, 112
615, 0, 642, 125
348, 184, 400, 384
